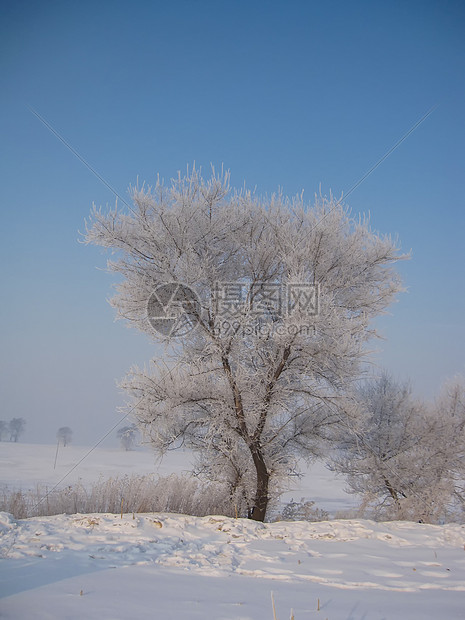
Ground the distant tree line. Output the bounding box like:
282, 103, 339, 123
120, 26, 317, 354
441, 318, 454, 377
0, 418, 26, 442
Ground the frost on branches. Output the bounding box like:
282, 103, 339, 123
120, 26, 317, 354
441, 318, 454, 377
333, 373, 465, 523
434, 376, 465, 519
85, 167, 406, 521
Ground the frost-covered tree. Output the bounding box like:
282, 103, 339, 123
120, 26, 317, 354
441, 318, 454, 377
9, 418, 26, 442
117, 424, 139, 451
85, 167, 406, 521
57, 426, 73, 447
433, 375, 465, 517
332, 373, 454, 522
0, 421, 7, 441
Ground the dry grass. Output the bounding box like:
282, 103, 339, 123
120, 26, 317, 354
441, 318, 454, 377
0, 473, 239, 519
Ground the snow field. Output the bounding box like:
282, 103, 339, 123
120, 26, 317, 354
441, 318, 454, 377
1, 511, 465, 618
1, 443, 464, 618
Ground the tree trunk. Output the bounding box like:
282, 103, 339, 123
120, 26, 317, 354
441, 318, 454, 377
250, 447, 270, 522
384, 478, 402, 512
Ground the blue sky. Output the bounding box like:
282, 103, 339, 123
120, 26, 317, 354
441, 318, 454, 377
1, 0, 464, 445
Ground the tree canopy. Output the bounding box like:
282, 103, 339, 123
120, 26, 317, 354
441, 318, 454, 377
86, 168, 406, 520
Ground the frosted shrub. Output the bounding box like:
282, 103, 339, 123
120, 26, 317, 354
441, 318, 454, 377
332, 373, 465, 524
0, 489, 28, 520
277, 498, 329, 522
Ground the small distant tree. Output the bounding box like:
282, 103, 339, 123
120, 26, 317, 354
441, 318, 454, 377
0, 421, 7, 441
9, 418, 26, 442
57, 426, 73, 447
117, 424, 138, 451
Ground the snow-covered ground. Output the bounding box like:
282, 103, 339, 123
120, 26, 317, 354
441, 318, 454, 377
1, 443, 464, 619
